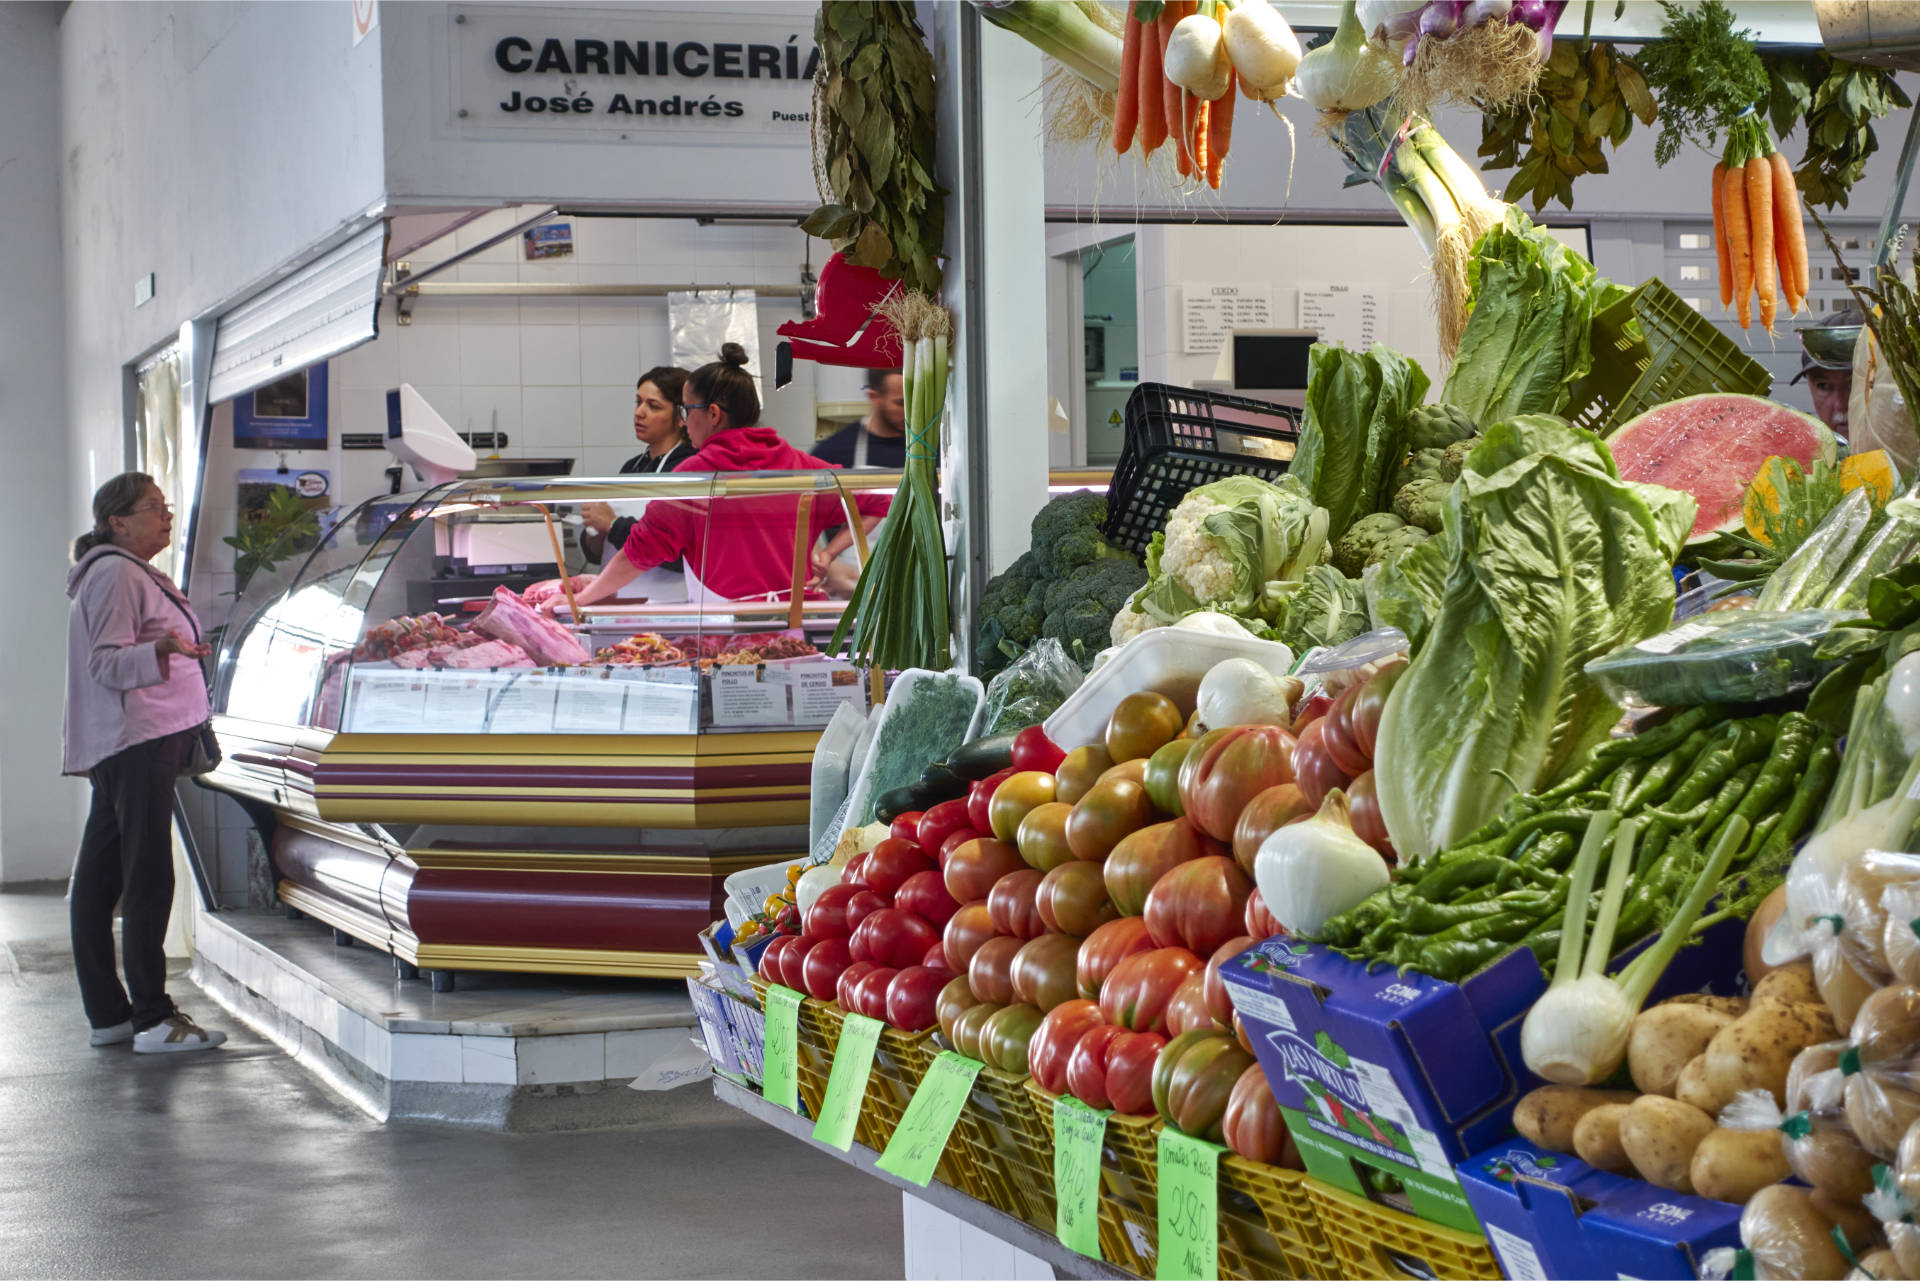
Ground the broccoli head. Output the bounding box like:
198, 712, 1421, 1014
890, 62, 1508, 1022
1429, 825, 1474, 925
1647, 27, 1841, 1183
1392, 478, 1448, 534
1331, 512, 1408, 577
1439, 436, 1482, 482
1039, 556, 1147, 665
1405, 404, 1478, 451
1031, 492, 1131, 577
1391, 449, 1446, 494
1366, 524, 1432, 567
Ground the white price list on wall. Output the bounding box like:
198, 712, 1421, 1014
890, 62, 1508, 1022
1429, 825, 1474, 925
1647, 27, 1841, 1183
1297, 283, 1389, 350
1182, 283, 1274, 355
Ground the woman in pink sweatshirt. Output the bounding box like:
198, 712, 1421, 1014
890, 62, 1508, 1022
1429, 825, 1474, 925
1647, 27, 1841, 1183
63, 473, 226, 1055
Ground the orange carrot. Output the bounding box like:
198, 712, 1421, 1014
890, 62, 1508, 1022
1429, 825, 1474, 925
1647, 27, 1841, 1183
1137, 9, 1167, 154
1771, 150, 1809, 311
1746, 153, 1776, 333
1208, 71, 1235, 188
1723, 161, 1753, 330
1161, 5, 1188, 174
1711, 162, 1732, 309
1113, 16, 1141, 154
1193, 97, 1209, 181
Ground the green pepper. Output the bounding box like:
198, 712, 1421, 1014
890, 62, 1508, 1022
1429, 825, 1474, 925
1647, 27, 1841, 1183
1624, 729, 1713, 812
1608, 756, 1651, 810
1416, 935, 1512, 982
1656, 720, 1749, 814
1522, 928, 1561, 971
1408, 853, 1506, 902
1600, 704, 1722, 760
1423, 908, 1543, 948
1721, 714, 1819, 842
1770, 735, 1839, 846
1686, 761, 1761, 844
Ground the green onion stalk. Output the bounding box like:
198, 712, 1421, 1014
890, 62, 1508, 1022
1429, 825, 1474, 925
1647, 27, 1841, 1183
831, 293, 954, 672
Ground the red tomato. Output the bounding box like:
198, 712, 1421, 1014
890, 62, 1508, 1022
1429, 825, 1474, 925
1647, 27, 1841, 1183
922, 940, 955, 978
885, 966, 947, 1031
1350, 660, 1404, 760
864, 838, 936, 899
938, 828, 979, 868
1322, 683, 1371, 777
1143, 856, 1254, 957
968, 935, 1024, 1006
1011, 725, 1068, 774
917, 799, 974, 855
1065, 779, 1155, 861
1036, 860, 1120, 936
1066, 1024, 1124, 1108
1231, 784, 1313, 879
987, 868, 1048, 940
759, 935, 795, 983
1104, 817, 1226, 916
967, 768, 1018, 834
1077, 917, 1159, 1000
1180, 725, 1297, 844
1010, 933, 1083, 1012
982, 1004, 1046, 1074
844, 890, 890, 944
801, 938, 854, 1001
1165, 973, 1219, 1035
1223, 1063, 1291, 1165
1234, 1010, 1254, 1056
895, 869, 961, 929
1204, 934, 1253, 1027
843, 852, 870, 889
1347, 770, 1394, 858
850, 908, 940, 970
1028, 999, 1106, 1093
805, 884, 861, 939
942, 902, 999, 973
1291, 717, 1351, 808
936, 974, 976, 1043
778, 935, 821, 991
1153, 1030, 1256, 1143
1245, 889, 1281, 941
1289, 692, 1332, 735
1098, 947, 1204, 1034
850, 966, 899, 1021
890, 812, 926, 844
945, 837, 1026, 904
837, 960, 880, 1009
1067, 1024, 1165, 1115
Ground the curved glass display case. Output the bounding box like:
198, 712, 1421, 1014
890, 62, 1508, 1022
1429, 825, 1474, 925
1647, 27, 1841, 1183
202, 469, 898, 981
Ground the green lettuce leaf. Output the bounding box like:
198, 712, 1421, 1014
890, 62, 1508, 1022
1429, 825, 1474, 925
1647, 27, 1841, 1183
1294, 344, 1432, 541
1269, 564, 1371, 653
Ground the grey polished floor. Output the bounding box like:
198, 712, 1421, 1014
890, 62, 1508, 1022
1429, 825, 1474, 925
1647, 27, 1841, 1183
0, 885, 903, 1280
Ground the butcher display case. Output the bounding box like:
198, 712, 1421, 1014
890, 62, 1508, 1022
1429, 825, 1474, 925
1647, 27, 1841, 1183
203, 470, 895, 983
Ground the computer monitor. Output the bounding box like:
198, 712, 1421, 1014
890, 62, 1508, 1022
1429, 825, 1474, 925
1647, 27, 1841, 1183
1208, 329, 1316, 407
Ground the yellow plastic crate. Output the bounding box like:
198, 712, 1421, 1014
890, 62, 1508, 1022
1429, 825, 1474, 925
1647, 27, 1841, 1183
1219, 1156, 1338, 1281
960, 1066, 1055, 1228
1025, 1080, 1162, 1277
896, 1037, 1000, 1205
1305, 1178, 1501, 1281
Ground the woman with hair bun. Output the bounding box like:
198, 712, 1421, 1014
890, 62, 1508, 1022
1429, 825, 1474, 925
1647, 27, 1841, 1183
549, 343, 889, 610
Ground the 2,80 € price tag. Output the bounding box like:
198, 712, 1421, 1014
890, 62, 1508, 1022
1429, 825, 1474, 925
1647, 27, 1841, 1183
812, 1012, 884, 1151
761, 985, 803, 1114
876, 1051, 986, 1185
1156, 1128, 1223, 1281
1052, 1095, 1111, 1259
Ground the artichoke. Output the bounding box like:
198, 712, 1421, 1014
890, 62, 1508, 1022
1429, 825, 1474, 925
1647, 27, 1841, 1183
1439, 436, 1482, 482
1392, 478, 1448, 534
1406, 404, 1478, 451
1366, 525, 1432, 567
1392, 448, 1446, 494
1331, 512, 1407, 577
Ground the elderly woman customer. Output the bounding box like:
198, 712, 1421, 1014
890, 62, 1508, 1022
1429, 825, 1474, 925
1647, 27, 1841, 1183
62, 472, 226, 1054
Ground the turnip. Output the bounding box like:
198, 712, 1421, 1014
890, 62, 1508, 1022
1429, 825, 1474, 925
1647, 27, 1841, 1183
1220, 0, 1301, 101
1165, 11, 1233, 101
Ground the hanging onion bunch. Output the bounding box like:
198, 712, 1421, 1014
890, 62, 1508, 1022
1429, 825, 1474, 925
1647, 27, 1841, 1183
1359, 0, 1567, 120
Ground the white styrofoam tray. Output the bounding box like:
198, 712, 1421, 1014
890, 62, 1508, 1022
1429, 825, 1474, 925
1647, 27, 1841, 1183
843, 668, 986, 829
1043, 628, 1295, 751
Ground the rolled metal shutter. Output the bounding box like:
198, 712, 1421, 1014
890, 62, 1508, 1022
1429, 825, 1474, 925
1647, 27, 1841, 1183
207, 222, 387, 404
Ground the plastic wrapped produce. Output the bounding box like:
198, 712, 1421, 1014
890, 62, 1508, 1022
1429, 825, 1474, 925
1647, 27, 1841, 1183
1803, 986, 1920, 1161
1721, 1045, 1878, 1204
1702, 1185, 1855, 1279
982, 639, 1084, 736
1869, 1118, 1920, 1278
1584, 609, 1862, 710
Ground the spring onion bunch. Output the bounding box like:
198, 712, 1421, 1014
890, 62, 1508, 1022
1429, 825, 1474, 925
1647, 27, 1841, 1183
831, 293, 954, 672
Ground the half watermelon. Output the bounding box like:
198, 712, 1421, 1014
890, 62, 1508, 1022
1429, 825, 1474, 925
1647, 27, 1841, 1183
1607, 394, 1835, 541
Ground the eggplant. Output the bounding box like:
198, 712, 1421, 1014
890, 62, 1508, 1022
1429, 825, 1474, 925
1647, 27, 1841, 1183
942, 734, 1018, 781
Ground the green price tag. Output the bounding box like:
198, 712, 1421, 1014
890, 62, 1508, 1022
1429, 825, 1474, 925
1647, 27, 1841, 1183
761, 985, 803, 1114
812, 1012, 884, 1151
1052, 1094, 1111, 1259
876, 1051, 987, 1184
1156, 1128, 1223, 1281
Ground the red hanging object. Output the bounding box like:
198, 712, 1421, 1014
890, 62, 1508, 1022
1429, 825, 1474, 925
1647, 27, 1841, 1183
777, 252, 905, 369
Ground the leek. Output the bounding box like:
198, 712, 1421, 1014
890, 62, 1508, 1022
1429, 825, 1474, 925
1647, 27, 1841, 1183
973, 1, 1123, 93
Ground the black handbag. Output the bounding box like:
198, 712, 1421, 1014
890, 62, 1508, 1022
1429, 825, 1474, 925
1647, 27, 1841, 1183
79, 549, 222, 776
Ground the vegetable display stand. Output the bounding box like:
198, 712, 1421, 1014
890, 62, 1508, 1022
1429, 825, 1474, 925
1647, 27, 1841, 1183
1303, 1178, 1500, 1281
895, 1039, 998, 1204
959, 1066, 1057, 1230
1562, 278, 1770, 436
1103, 383, 1303, 557
688, 976, 765, 1085
1218, 1155, 1339, 1281
1027, 1081, 1162, 1277
751, 978, 835, 1119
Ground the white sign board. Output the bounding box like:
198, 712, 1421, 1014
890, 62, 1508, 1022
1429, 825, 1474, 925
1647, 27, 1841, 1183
1297, 283, 1390, 351
1182, 283, 1274, 355
450, 6, 819, 142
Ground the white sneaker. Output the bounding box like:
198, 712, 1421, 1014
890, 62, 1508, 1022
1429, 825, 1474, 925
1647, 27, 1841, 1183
132, 1009, 227, 1054
89, 1020, 134, 1047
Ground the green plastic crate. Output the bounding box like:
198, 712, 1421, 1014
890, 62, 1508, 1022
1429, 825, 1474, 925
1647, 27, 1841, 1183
1565, 277, 1772, 437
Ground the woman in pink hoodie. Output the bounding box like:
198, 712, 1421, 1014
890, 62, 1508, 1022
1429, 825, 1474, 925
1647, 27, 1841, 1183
63, 473, 226, 1055
551, 343, 890, 612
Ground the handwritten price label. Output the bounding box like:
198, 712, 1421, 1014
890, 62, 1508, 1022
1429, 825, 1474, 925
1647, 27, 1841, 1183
812, 1012, 884, 1151
761, 985, 803, 1114
1052, 1095, 1111, 1259
1155, 1128, 1222, 1280
876, 1051, 986, 1185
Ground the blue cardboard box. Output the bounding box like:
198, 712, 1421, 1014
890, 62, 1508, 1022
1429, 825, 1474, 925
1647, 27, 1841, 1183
1219, 918, 1748, 1233
1457, 1138, 1742, 1280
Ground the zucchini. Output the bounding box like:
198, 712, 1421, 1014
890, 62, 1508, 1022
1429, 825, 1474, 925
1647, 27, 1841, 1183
915, 762, 971, 805
943, 734, 1017, 781
873, 784, 924, 824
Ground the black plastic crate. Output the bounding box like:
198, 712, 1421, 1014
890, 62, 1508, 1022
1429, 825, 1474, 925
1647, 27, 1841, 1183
1104, 383, 1303, 557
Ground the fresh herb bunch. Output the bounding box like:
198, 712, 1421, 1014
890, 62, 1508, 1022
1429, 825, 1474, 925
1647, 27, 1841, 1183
1763, 53, 1912, 209
1479, 41, 1657, 212
1632, 0, 1768, 167
801, 3, 945, 294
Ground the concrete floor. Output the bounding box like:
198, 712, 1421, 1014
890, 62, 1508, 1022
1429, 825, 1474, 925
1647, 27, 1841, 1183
0, 885, 905, 1279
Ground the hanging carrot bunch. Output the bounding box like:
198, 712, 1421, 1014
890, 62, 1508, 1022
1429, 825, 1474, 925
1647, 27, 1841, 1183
1713, 113, 1809, 332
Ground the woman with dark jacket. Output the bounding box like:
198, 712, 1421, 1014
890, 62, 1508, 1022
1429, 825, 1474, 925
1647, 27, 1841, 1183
62, 473, 226, 1055
580, 366, 697, 563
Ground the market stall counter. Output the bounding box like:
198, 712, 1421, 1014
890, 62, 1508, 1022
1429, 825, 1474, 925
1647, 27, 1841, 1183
203, 469, 897, 982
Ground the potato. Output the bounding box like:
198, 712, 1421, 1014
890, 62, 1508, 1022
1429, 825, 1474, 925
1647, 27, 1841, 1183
1742, 1185, 1851, 1280
1572, 1102, 1633, 1173
1887, 881, 1920, 987
1849, 1248, 1901, 1281
1620, 1095, 1716, 1193
1812, 1187, 1882, 1251
1845, 1075, 1920, 1160
1748, 886, 1788, 986
1814, 948, 1880, 1034
1677, 1052, 1736, 1116
1630, 1003, 1739, 1096
1896, 1222, 1920, 1281
1836, 851, 1920, 980
1852, 984, 1920, 1069
1706, 1002, 1841, 1107
1690, 1126, 1790, 1202
1754, 961, 1822, 1008
1512, 1084, 1637, 1154
1663, 993, 1751, 1017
